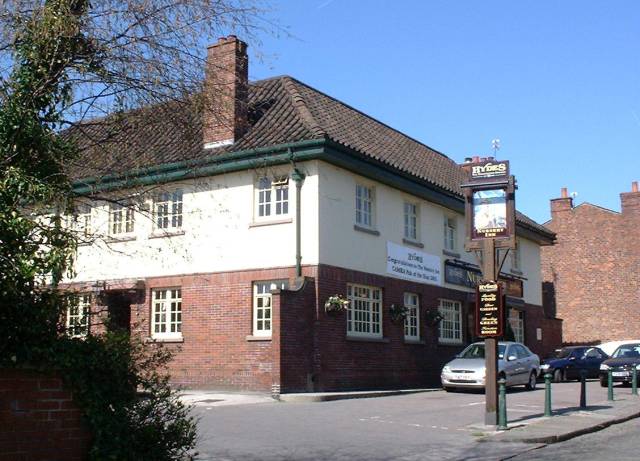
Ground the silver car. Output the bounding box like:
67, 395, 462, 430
441, 341, 540, 391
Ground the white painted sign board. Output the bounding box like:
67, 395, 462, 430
386, 241, 441, 285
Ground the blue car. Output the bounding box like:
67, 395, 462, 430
540, 346, 608, 382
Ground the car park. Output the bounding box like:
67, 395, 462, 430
599, 343, 640, 387
539, 346, 608, 382
441, 341, 540, 392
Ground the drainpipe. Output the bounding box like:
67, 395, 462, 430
291, 168, 306, 278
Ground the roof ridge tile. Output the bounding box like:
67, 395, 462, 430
280, 76, 326, 138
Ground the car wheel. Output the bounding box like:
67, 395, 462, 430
553, 369, 564, 383
525, 372, 537, 390
600, 377, 608, 387
443, 386, 452, 392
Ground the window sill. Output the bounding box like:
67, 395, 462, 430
404, 339, 425, 345
438, 340, 463, 346
402, 238, 424, 248
106, 235, 137, 243
249, 218, 293, 228
510, 268, 523, 276
147, 336, 184, 343
442, 249, 461, 258
148, 229, 185, 239
346, 335, 389, 343
246, 335, 272, 341
353, 225, 380, 236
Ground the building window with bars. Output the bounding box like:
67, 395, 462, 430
253, 280, 288, 336
438, 299, 462, 344
404, 292, 420, 341
347, 283, 382, 338
151, 288, 182, 339
509, 309, 525, 343
404, 202, 419, 241
256, 177, 289, 219
355, 184, 375, 229
444, 216, 457, 251
154, 189, 183, 230
109, 202, 134, 235
67, 294, 90, 338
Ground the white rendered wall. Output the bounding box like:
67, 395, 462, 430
69, 161, 320, 283
317, 161, 543, 306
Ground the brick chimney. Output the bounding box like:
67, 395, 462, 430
203, 36, 248, 149
621, 181, 640, 215
550, 187, 573, 215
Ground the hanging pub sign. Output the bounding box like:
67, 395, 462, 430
476, 281, 504, 338
469, 160, 509, 182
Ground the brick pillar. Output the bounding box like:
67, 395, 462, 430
270, 290, 282, 398
621, 181, 640, 216
550, 187, 573, 214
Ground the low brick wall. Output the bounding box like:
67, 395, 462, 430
0, 369, 90, 461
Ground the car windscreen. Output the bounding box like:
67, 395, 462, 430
612, 344, 640, 359
552, 348, 573, 359
459, 344, 507, 360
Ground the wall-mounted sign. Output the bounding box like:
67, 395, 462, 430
476, 281, 504, 338
469, 160, 509, 182
386, 241, 441, 285
472, 189, 508, 239
444, 260, 523, 298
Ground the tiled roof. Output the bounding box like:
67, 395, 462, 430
66, 75, 552, 239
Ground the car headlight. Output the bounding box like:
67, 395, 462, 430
600, 364, 610, 371
442, 366, 451, 373
540, 364, 550, 370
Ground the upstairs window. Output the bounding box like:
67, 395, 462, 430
154, 189, 183, 230
67, 294, 90, 338
109, 202, 134, 235
511, 238, 522, 271
256, 177, 289, 218
68, 203, 92, 239
355, 184, 374, 228
152, 288, 182, 339
444, 216, 457, 251
404, 292, 420, 340
404, 202, 418, 241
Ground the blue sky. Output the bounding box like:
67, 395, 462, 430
248, 0, 640, 223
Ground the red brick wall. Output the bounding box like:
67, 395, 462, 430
541, 189, 640, 344
0, 369, 90, 461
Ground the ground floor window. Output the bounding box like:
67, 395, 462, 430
152, 288, 182, 339
253, 280, 288, 336
509, 308, 525, 343
347, 284, 382, 338
404, 292, 419, 340
67, 294, 90, 337
438, 299, 462, 344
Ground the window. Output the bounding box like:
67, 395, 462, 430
151, 288, 182, 339
109, 202, 134, 235
403, 202, 418, 241
253, 280, 288, 336
68, 203, 91, 238
256, 177, 289, 218
444, 216, 457, 251
67, 294, 90, 337
509, 309, 524, 343
154, 189, 183, 230
404, 292, 419, 340
347, 284, 382, 338
511, 238, 522, 271
438, 299, 462, 344
355, 184, 374, 228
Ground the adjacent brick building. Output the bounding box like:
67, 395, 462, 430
64, 36, 561, 393
541, 184, 640, 344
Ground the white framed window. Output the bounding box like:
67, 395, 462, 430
438, 299, 462, 344
347, 284, 382, 338
404, 292, 420, 340
68, 203, 91, 238
109, 202, 134, 235
256, 176, 289, 219
154, 189, 183, 230
403, 202, 419, 241
444, 216, 457, 251
511, 238, 522, 271
151, 288, 182, 339
355, 184, 375, 228
253, 280, 288, 336
67, 294, 90, 338
509, 309, 524, 343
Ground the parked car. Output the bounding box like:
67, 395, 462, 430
539, 346, 608, 382
441, 341, 540, 392
598, 340, 640, 357
599, 343, 640, 387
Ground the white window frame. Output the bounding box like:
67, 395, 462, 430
403, 201, 419, 241
253, 280, 288, 337
109, 202, 135, 236
509, 308, 525, 343
444, 215, 457, 251
154, 189, 183, 231
68, 203, 92, 239
511, 238, 522, 271
67, 294, 90, 338
438, 298, 462, 344
151, 288, 182, 340
347, 283, 382, 339
255, 176, 289, 220
355, 184, 375, 229
403, 292, 420, 341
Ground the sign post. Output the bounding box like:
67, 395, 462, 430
462, 157, 516, 427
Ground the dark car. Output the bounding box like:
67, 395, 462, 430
540, 346, 608, 382
599, 343, 640, 387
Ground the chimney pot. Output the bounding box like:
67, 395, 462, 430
561, 187, 568, 198
632, 181, 639, 193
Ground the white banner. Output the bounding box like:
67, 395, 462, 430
386, 241, 441, 285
